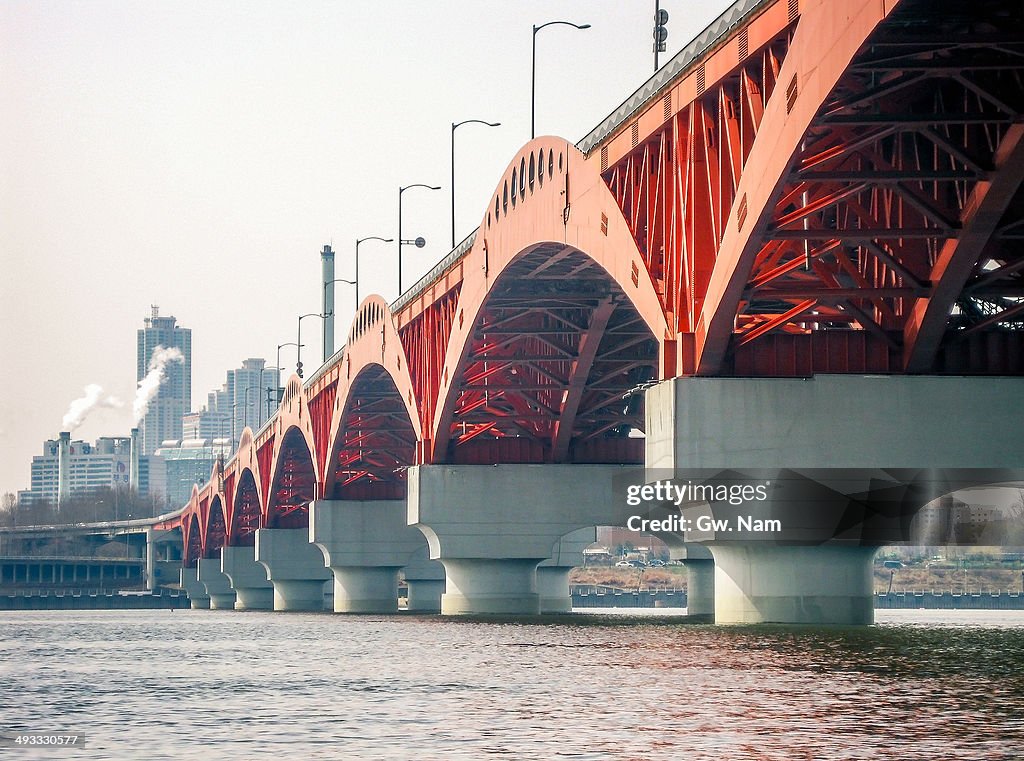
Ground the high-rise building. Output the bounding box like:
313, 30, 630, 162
154, 438, 231, 509
185, 359, 279, 452
137, 306, 191, 455
228, 358, 279, 440
182, 409, 231, 441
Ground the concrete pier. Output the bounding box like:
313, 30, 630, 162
684, 557, 715, 619
310, 500, 427, 613
255, 528, 330, 611
645, 375, 1024, 624
710, 544, 876, 625
197, 557, 236, 610
538, 527, 596, 613
179, 567, 210, 609
409, 464, 631, 616
400, 545, 446, 613
221, 545, 273, 610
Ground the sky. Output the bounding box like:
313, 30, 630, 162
0, 0, 737, 497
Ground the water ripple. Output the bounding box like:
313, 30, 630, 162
0, 609, 1022, 759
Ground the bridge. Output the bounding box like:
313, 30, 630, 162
152, 0, 1022, 624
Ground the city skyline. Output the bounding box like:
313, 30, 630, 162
0, 1, 735, 498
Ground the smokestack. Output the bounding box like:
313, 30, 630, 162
57, 431, 71, 511
322, 244, 335, 362
129, 427, 140, 493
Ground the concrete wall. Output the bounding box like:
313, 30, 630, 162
647, 375, 1024, 470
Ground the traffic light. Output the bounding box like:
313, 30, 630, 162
296, 361, 304, 379
654, 7, 669, 53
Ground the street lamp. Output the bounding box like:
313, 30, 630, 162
323, 278, 356, 360
276, 343, 302, 381
297, 313, 327, 378
531, 21, 591, 139
398, 183, 441, 295
242, 386, 260, 429
230, 401, 240, 447
355, 236, 392, 305
260, 366, 281, 421
451, 119, 501, 248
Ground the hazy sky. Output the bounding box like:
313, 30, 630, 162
0, 0, 736, 497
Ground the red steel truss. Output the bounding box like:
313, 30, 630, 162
171, 0, 1022, 555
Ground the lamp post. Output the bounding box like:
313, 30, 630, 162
398, 183, 441, 296
355, 236, 392, 305
260, 366, 281, 421
276, 343, 302, 380
323, 278, 356, 360
276, 342, 302, 404
297, 313, 326, 378
242, 386, 260, 430
230, 401, 240, 448
531, 21, 591, 139
451, 119, 501, 248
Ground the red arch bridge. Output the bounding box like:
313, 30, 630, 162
152, 0, 1024, 624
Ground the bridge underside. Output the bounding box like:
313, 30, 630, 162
442, 245, 659, 466
604, 0, 1024, 376
737, 0, 1024, 374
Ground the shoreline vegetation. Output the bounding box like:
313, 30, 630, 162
570, 563, 1024, 594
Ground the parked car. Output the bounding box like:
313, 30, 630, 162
648, 559, 666, 567
615, 560, 634, 568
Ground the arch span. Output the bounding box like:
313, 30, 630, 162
204, 496, 227, 558
265, 425, 318, 528
184, 512, 202, 568
324, 364, 417, 500
428, 138, 669, 463
230, 468, 262, 545
323, 294, 420, 497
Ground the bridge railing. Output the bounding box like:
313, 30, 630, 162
577, 0, 770, 155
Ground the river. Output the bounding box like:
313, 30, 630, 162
1, 609, 1022, 760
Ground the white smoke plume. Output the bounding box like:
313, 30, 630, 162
133, 346, 185, 425
62, 384, 124, 431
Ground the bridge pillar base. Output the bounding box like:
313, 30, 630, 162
329, 567, 400, 613
402, 544, 446, 613
539, 527, 595, 613
234, 587, 274, 610
197, 557, 236, 610
440, 559, 540, 616
405, 579, 445, 612
255, 528, 331, 612
179, 567, 210, 609
409, 465, 631, 617
537, 567, 571, 614
684, 558, 715, 619
271, 579, 329, 612
710, 544, 876, 625
310, 500, 428, 614
221, 546, 273, 611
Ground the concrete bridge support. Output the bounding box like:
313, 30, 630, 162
684, 557, 715, 619
710, 544, 876, 625
197, 557, 236, 610
409, 464, 631, 616
400, 545, 446, 613
179, 567, 210, 609
538, 527, 596, 614
146, 528, 156, 591
221, 546, 273, 610
646, 375, 1024, 625
255, 528, 330, 611
310, 500, 427, 613
656, 536, 716, 619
